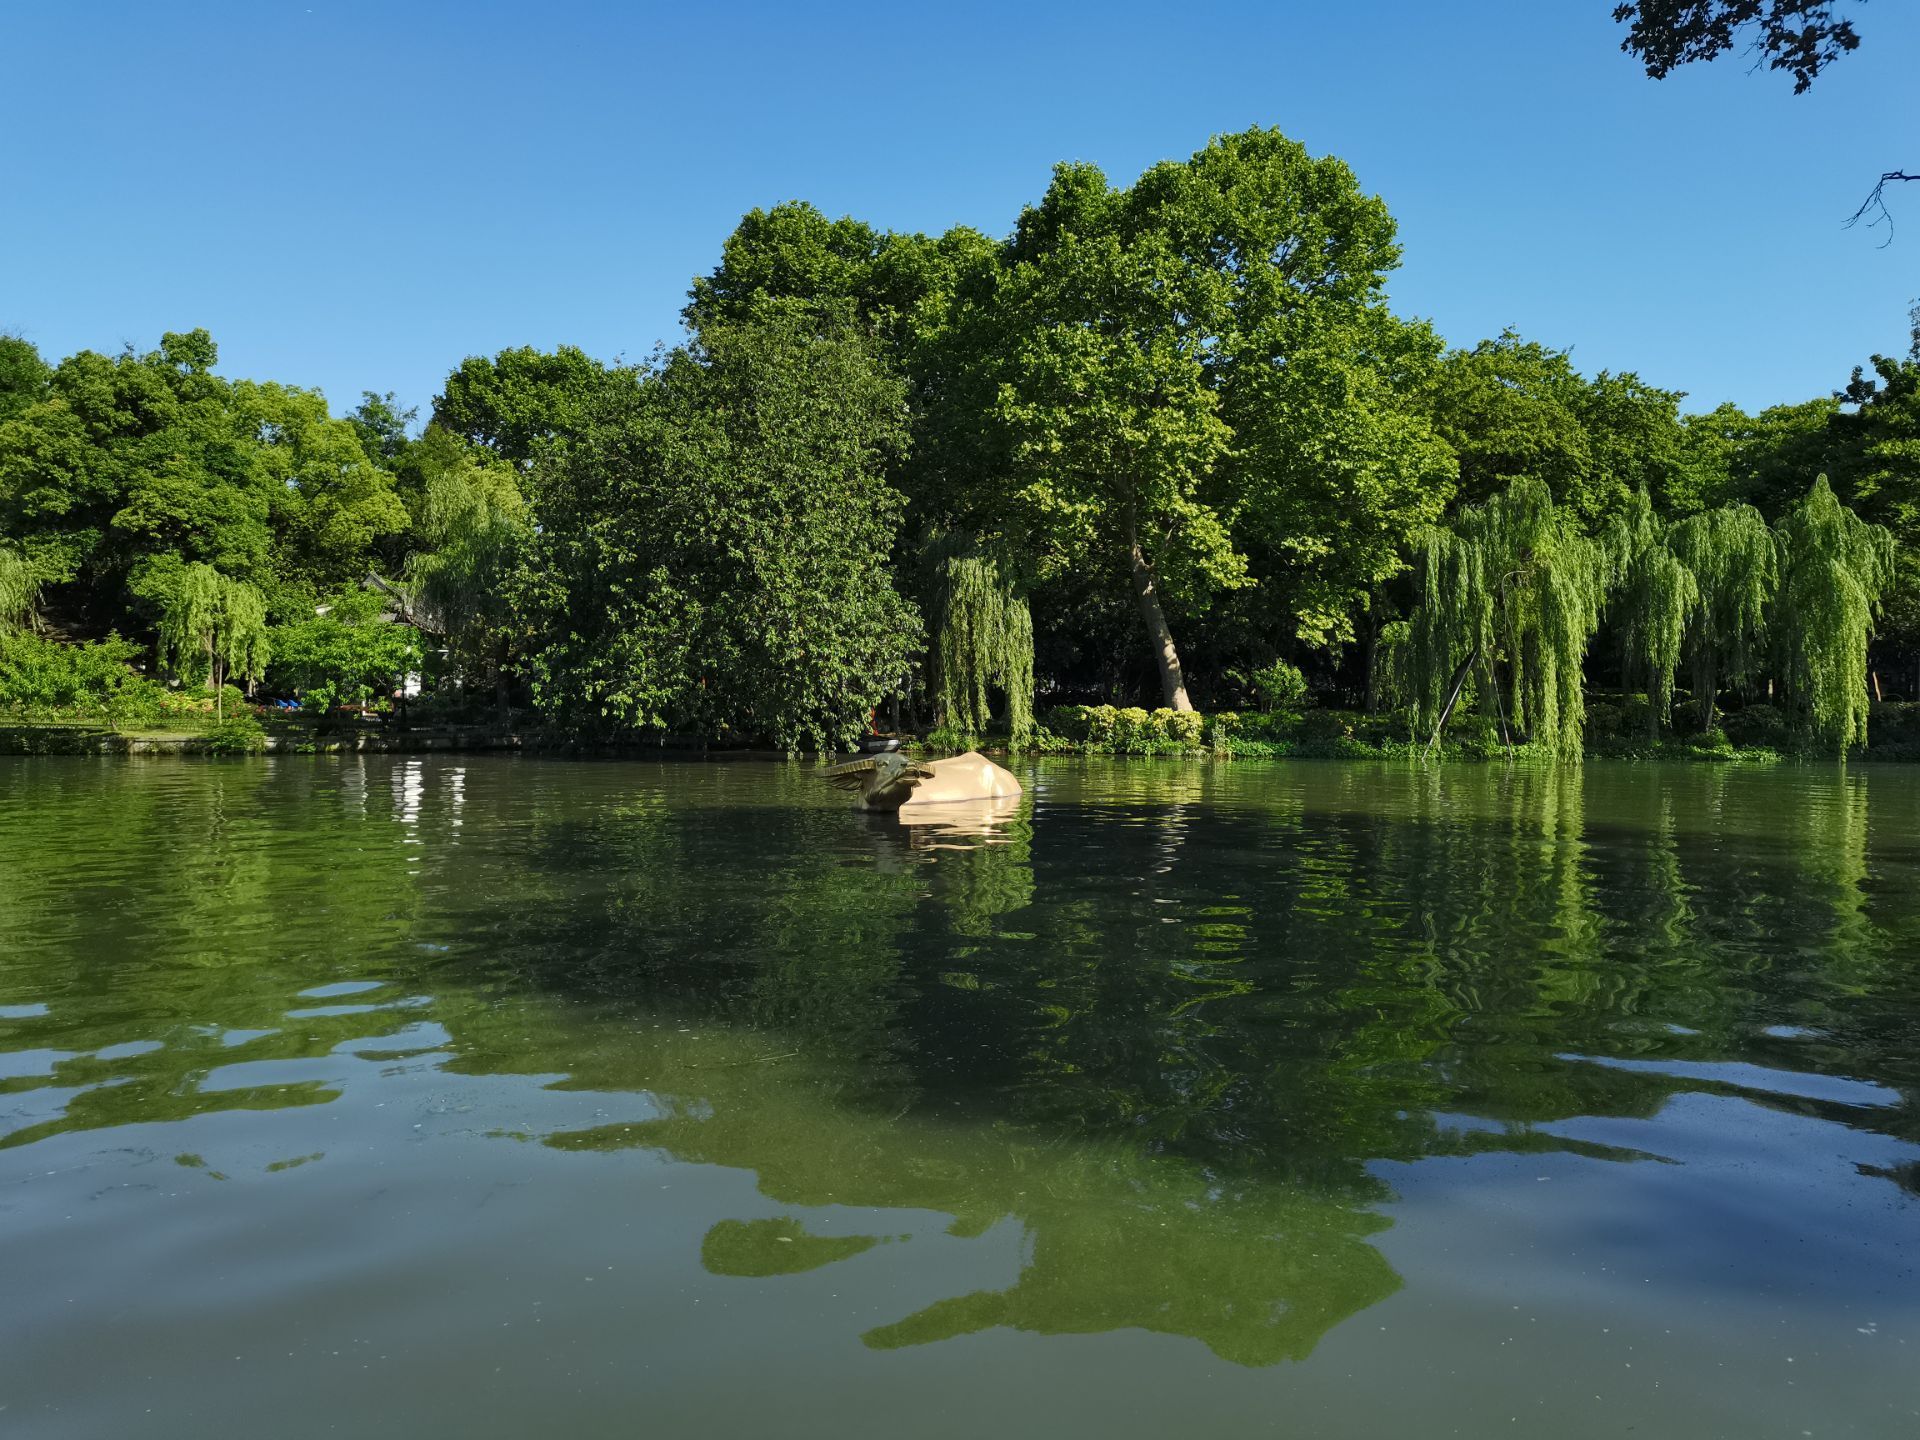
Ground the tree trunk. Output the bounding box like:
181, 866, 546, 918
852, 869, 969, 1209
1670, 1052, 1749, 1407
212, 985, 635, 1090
1128, 528, 1193, 712
1427, 649, 1478, 754
1362, 617, 1381, 715
1695, 654, 1718, 733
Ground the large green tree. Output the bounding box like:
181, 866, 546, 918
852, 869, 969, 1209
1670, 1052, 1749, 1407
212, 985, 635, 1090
1669, 501, 1777, 730
0, 335, 51, 422
1607, 491, 1698, 738
523, 304, 920, 750
1424, 332, 1700, 524
987, 129, 1437, 708
238, 380, 410, 604
155, 562, 271, 714
401, 427, 531, 717
1225, 307, 1456, 648
0, 331, 405, 638
432, 345, 626, 472
689, 133, 1453, 710
1403, 477, 1611, 755
1828, 337, 1920, 546
1679, 397, 1838, 514
1774, 475, 1893, 751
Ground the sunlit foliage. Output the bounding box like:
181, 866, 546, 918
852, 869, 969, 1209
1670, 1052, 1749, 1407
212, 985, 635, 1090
928, 539, 1033, 742
1668, 503, 1777, 730
1774, 476, 1894, 752
1406, 478, 1609, 755
1608, 491, 1698, 739
156, 563, 270, 716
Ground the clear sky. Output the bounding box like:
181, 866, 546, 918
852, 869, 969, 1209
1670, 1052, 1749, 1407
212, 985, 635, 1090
2, 1, 1914, 421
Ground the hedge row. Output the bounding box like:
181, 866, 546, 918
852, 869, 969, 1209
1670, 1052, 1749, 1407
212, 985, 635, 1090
1035, 700, 1920, 760
1038, 705, 1432, 758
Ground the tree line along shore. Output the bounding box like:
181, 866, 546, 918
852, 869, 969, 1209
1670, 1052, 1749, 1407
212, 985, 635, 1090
3, 128, 1917, 760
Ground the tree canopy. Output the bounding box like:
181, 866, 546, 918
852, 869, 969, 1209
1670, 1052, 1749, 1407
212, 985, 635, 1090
0, 330, 404, 633
522, 304, 919, 750
2, 127, 1913, 753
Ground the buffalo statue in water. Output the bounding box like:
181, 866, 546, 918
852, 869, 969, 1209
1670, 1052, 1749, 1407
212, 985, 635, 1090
823, 750, 1022, 812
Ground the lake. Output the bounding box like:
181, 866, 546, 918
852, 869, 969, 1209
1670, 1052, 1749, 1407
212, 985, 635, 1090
1, 755, 1915, 1438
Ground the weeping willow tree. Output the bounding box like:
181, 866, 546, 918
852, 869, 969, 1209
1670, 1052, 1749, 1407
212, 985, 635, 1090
1668, 503, 1777, 732
403, 444, 530, 718
1608, 491, 1698, 740
1404, 526, 1490, 743
1405, 477, 1608, 757
1774, 476, 1894, 754
926, 537, 1034, 743
158, 564, 270, 719
0, 547, 38, 634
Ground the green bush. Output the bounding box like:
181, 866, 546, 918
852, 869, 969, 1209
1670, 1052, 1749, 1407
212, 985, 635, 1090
1233, 711, 1297, 742
201, 710, 267, 755
0, 631, 162, 728
1251, 660, 1308, 712
1686, 727, 1736, 760
270, 611, 420, 712
1585, 700, 1625, 741
1037, 704, 1211, 753
1110, 706, 1154, 752
1031, 699, 1812, 763
1027, 723, 1074, 754
1045, 705, 1091, 743
924, 722, 980, 752
1722, 703, 1789, 749
1299, 710, 1353, 742
1160, 708, 1205, 748
1868, 701, 1920, 748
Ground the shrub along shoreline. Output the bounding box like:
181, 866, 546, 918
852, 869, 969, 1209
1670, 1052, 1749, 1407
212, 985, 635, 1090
8, 706, 1920, 761
1015, 701, 1920, 763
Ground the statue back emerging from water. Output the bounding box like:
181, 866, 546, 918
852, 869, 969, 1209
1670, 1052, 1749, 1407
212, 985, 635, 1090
823, 750, 1022, 812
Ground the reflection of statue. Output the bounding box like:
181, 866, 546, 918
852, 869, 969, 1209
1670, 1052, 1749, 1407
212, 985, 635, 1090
825, 751, 1021, 812
894, 795, 1023, 849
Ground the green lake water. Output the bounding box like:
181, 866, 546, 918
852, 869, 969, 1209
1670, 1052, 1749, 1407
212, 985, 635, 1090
1, 755, 1915, 1438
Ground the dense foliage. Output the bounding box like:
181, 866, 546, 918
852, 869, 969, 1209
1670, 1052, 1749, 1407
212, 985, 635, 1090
268, 589, 422, 717
155, 564, 270, 717
0, 545, 36, 633
928, 540, 1034, 743
521, 305, 920, 750
2, 126, 1914, 752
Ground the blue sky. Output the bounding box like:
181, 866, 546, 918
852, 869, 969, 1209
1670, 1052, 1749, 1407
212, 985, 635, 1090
2, 1, 1914, 420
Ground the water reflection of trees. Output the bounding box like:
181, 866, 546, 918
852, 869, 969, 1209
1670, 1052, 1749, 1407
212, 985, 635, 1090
0, 760, 432, 1149
5, 757, 1918, 1366
465, 760, 1920, 1361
